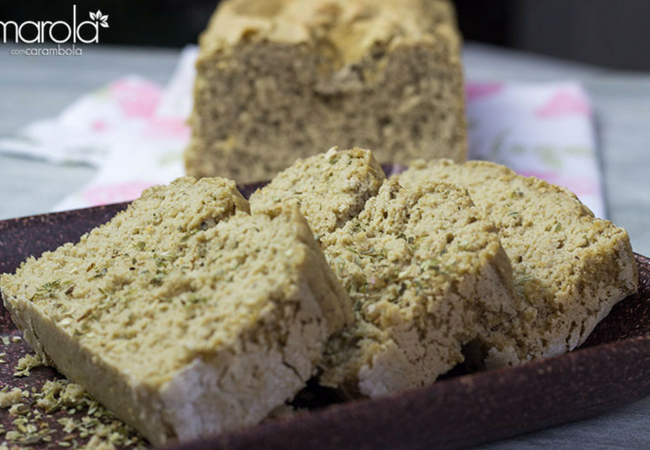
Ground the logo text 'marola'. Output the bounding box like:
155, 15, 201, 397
0, 6, 109, 45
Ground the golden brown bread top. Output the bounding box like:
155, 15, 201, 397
198, 0, 461, 65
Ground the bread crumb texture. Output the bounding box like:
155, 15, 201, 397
318, 179, 518, 396
250, 147, 386, 235
399, 160, 639, 365
0, 388, 23, 409
252, 150, 519, 397
13, 353, 44, 377
185, 0, 466, 182
0, 176, 352, 445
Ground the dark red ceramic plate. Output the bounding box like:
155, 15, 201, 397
1, 182, 649, 450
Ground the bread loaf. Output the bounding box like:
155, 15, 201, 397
185, 0, 466, 182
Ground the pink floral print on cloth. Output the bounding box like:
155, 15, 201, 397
143, 117, 191, 140
110, 78, 162, 118
465, 82, 504, 102
535, 89, 592, 118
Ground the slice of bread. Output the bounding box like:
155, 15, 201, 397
251, 152, 519, 397
250, 147, 386, 236
399, 160, 639, 366
185, 0, 466, 183
318, 179, 518, 396
0, 177, 352, 445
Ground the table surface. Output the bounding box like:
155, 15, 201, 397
1, 43, 650, 449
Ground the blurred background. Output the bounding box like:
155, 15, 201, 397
2, 0, 650, 70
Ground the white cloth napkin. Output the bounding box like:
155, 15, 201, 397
0, 45, 605, 218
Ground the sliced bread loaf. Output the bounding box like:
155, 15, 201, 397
399, 160, 639, 366
251, 153, 519, 397
0, 177, 352, 445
